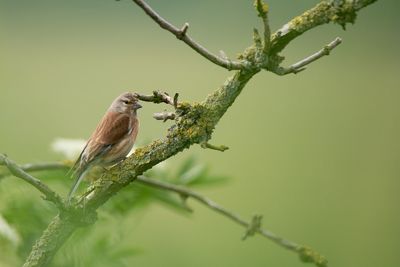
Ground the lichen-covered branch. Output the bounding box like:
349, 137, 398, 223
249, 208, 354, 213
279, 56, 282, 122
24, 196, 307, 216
22, 215, 79, 267
2, 160, 326, 267
23, 69, 258, 267
21, 0, 377, 266
254, 0, 271, 54
0, 154, 64, 210
269, 0, 377, 55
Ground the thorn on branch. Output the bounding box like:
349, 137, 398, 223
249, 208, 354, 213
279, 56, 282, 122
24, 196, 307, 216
177, 23, 189, 40
243, 214, 263, 240
200, 142, 229, 152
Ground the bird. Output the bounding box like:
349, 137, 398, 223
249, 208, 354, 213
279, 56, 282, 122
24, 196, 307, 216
68, 92, 142, 201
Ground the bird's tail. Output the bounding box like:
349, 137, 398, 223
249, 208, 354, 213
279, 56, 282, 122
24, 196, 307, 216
67, 165, 89, 202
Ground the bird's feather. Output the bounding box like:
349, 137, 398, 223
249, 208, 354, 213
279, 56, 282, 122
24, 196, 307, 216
67, 112, 133, 201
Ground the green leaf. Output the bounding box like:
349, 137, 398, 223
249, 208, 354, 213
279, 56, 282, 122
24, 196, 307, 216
176, 156, 197, 177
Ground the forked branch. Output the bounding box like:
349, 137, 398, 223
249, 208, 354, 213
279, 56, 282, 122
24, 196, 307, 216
135, 91, 179, 122
19, 1, 377, 266
0, 161, 326, 266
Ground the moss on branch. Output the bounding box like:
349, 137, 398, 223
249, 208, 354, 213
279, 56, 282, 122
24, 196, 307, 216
22, 0, 377, 266
22, 69, 259, 267
270, 0, 377, 55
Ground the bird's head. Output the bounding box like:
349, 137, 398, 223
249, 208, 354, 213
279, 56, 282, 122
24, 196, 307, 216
111, 92, 142, 113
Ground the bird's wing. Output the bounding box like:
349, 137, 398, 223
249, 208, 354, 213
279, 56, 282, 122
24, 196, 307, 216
95, 112, 131, 145
85, 112, 131, 163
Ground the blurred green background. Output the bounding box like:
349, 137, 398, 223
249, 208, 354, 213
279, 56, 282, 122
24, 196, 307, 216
1, 0, 399, 266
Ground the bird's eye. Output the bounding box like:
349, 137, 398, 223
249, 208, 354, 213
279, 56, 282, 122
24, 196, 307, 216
123, 100, 130, 105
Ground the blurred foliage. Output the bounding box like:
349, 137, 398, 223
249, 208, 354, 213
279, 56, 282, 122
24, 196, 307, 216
0, 156, 227, 266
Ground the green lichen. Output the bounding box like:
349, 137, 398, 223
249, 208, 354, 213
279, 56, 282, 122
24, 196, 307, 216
269, 0, 364, 55
298, 246, 328, 267
254, 0, 269, 18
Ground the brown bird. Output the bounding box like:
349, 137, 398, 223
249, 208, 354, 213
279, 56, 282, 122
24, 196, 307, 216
68, 92, 142, 201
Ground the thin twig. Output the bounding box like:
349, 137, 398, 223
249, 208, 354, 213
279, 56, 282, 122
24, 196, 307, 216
274, 37, 342, 75
254, 0, 271, 54
131, 0, 246, 70
153, 111, 176, 122
0, 154, 65, 209
136, 175, 300, 251
0, 162, 69, 180
134, 91, 178, 107
201, 142, 229, 152
135, 91, 179, 121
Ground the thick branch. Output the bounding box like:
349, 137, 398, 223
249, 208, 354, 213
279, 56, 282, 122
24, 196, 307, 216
22, 0, 377, 266
0, 154, 64, 209
5, 161, 325, 266
22, 215, 77, 267
131, 0, 247, 70
270, 0, 377, 55
23, 69, 258, 267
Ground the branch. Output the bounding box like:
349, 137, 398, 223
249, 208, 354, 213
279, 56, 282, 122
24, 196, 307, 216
254, 0, 271, 54
21, 0, 377, 265
273, 37, 342, 75
23, 69, 258, 267
0, 154, 65, 210
136, 176, 327, 266
137, 176, 296, 247
9, 161, 326, 266
131, 0, 247, 70
135, 91, 179, 122
269, 0, 377, 55
153, 111, 176, 122
201, 142, 229, 152
0, 161, 69, 180
134, 90, 178, 107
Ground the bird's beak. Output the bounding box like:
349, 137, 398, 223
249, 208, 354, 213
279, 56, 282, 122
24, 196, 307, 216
134, 103, 142, 109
